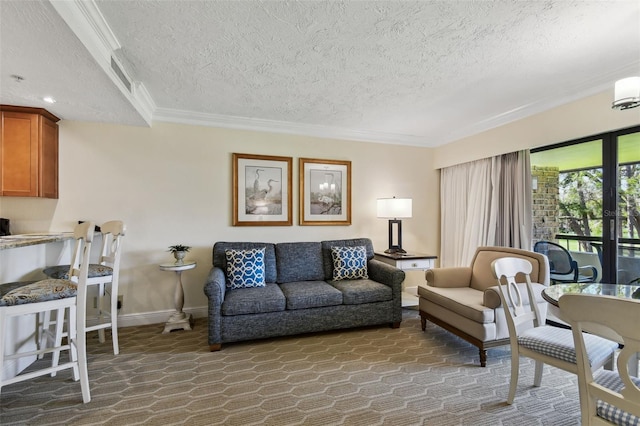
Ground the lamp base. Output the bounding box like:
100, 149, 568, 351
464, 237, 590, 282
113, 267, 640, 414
384, 247, 407, 254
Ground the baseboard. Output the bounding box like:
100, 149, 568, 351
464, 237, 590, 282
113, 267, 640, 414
88, 306, 208, 328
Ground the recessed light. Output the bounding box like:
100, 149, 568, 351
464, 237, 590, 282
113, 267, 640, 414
43, 97, 56, 104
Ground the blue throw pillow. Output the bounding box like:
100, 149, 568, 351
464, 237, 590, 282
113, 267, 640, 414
331, 246, 368, 281
225, 248, 266, 289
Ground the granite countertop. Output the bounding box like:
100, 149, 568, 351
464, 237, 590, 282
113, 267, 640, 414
0, 233, 73, 250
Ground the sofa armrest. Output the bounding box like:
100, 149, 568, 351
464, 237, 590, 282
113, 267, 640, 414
203, 266, 226, 303
203, 266, 226, 348
368, 259, 405, 292
368, 259, 405, 324
425, 267, 472, 288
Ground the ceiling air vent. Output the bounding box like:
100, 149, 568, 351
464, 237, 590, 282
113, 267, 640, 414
110, 56, 132, 93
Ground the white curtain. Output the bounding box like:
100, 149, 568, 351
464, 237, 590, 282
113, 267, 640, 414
440, 150, 532, 267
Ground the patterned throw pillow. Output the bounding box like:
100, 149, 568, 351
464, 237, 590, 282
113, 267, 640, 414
225, 248, 266, 289
331, 246, 369, 281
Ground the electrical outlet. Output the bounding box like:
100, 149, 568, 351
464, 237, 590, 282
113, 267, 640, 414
117, 295, 123, 310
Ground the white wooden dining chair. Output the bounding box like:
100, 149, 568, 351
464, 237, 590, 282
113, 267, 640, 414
491, 257, 618, 404
559, 293, 640, 425
0, 221, 94, 403
43, 220, 126, 354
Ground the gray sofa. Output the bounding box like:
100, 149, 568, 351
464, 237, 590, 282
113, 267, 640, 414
204, 238, 405, 351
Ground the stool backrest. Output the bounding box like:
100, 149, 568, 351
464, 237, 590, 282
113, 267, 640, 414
70, 221, 95, 316
98, 220, 125, 271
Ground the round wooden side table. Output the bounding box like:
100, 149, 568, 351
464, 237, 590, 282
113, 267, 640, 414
159, 260, 196, 333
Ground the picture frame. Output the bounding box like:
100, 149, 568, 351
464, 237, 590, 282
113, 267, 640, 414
232, 153, 292, 226
299, 158, 351, 226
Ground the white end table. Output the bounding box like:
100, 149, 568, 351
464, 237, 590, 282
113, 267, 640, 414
374, 252, 437, 307
159, 261, 196, 333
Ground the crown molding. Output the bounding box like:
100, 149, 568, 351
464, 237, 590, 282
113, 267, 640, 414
49, 0, 154, 126
153, 108, 432, 147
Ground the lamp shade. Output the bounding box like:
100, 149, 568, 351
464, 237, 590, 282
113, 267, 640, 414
377, 198, 412, 219
612, 77, 640, 110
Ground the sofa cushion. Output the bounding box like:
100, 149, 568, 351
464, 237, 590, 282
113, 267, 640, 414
221, 283, 286, 315
331, 279, 392, 305
213, 242, 277, 284
418, 285, 495, 323
321, 238, 374, 281
225, 248, 266, 289
275, 242, 325, 283
331, 246, 369, 281
279, 281, 343, 310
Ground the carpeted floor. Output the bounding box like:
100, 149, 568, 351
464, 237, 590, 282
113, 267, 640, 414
0, 309, 581, 425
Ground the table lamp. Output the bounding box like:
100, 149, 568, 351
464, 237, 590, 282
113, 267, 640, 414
377, 197, 412, 254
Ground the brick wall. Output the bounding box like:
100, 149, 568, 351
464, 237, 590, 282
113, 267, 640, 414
532, 166, 559, 243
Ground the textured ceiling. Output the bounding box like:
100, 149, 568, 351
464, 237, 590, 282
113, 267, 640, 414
1, 0, 639, 147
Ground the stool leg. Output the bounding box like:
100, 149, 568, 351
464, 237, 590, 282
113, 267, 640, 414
50, 308, 66, 377
38, 311, 51, 359
111, 282, 119, 355
72, 300, 91, 403
68, 305, 80, 381
97, 282, 106, 344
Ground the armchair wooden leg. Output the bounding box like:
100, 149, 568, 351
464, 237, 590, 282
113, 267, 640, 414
390, 322, 400, 329
419, 311, 427, 331
479, 349, 487, 367
209, 344, 221, 352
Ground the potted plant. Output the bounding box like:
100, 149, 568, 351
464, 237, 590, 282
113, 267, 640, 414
168, 244, 191, 265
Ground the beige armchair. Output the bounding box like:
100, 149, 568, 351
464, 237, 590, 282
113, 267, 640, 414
418, 246, 550, 367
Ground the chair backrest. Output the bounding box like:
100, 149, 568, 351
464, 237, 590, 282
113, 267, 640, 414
491, 257, 544, 337
559, 294, 640, 425
533, 241, 576, 275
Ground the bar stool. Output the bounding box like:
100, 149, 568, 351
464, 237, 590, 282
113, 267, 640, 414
42, 220, 125, 355
0, 221, 94, 403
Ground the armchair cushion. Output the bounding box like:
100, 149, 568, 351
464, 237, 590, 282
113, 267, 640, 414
418, 286, 494, 323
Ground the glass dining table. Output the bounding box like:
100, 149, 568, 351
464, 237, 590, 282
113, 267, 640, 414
542, 282, 640, 306
542, 282, 640, 376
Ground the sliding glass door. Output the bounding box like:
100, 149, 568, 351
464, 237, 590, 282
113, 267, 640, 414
531, 125, 640, 284
612, 129, 640, 284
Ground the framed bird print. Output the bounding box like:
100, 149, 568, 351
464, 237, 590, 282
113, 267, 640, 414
232, 153, 293, 226
299, 158, 351, 226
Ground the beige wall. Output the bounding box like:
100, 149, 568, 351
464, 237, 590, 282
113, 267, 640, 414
434, 90, 640, 169
1, 89, 636, 322
0, 121, 439, 320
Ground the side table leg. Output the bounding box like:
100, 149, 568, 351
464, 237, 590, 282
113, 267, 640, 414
163, 270, 193, 333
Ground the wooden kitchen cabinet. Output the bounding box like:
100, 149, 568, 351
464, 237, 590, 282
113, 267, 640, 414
0, 105, 59, 198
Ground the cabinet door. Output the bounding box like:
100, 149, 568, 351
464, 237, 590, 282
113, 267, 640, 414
39, 116, 58, 198
0, 112, 38, 197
